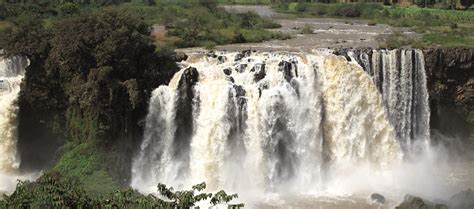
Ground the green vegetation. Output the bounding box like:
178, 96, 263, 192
53, 142, 120, 195
0, 0, 287, 49
378, 30, 423, 48
275, 2, 474, 48
114, 1, 288, 47
300, 24, 314, 34
0, 7, 177, 195
0, 172, 242, 208
218, 0, 272, 5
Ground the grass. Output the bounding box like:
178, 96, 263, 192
274, 2, 474, 48
53, 142, 121, 196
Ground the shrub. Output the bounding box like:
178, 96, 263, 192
203, 41, 217, 50
0, 173, 243, 208
336, 6, 361, 17
309, 6, 327, 16
300, 24, 313, 34
58, 2, 79, 16
295, 2, 308, 12
233, 32, 246, 43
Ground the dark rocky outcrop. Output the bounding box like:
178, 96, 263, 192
370, 193, 385, 204
235, 64, 247, 73
397, 195, 447, 209
278, 61, 294, 82
251, 63, 266, 82
206, 51, 218, 58
173, 67, 199, 172
226, 76, 235, 83
218, 55, 227, 64
448, 188, 474, 209
172, 51, 188, 62
334, 47, 474, 146
423, 48, 474, 144
223, 68, 232, 76
234, 49, 251, 61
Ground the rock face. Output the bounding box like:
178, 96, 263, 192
449, 189, 474, 209
397, 195, 448, 209
173, 67, 199, 167
172, 51, 188, 62
370, 193, 386, 204
252, 63, 266, 82
334, 47, 473, 145
234, 49, 251, 61
423, 48, 474, 144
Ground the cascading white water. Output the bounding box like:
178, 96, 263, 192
131, 49, 425, 198
348, 49, 430, 153
0, 56, 28, 192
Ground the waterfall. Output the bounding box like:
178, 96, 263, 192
347, 49, 430, 153
131, 50, 421, 195
0, 56, 28, 192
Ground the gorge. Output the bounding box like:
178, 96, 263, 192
0, 47, 472, 207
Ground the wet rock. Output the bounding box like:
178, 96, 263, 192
235, 64, 247, 73
290, 79, 300, 98
234, 49, 251, 61
174, 66, 199, 162
172, 51, 188, 62
223, 68, 232, 75
278, 61, 298, 82
226, 76, 235, 83
449, 188, 474, 209
206, 51, 217, 58
370, 193, 385, 204
233, 85, 246, 98
218, 55, 227, 64
180, 67, 199, 87
397, 195, 447, 209
252, 63, 266, 82
258, 83, 269, 98
423, 48, 474, 142
397, 195, 427, 209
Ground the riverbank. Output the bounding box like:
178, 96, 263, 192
273, 2, 474, 48
220, 5, 419, 51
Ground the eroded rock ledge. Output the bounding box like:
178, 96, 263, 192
423, 48, 473, 143
334, 47, 473, 143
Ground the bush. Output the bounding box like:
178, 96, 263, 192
203, 41, 216, 50
300, 24, 313, 34
336, 6, 361, 17
58, 2, 79, 16
295, 2, 308, 12
308, 5, 328, 16
0, 173, 242, 208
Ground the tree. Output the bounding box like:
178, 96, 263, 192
1, 173, 243, 208
0, 8, 178, 181
58, 2, 80, 16
461, 0, 473, 9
